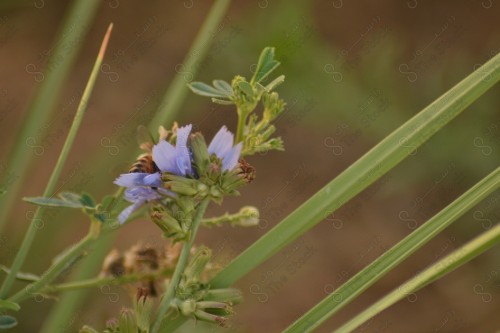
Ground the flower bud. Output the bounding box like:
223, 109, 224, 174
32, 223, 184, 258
209, 186, 222, 198
194, 309, 228, 327
179, 299, 197, 316
203, 288, 243, 305
197, 183, 209, 196
236, 206, 259, 227
150, 205, 183, 237
80, 325, 99, 333
184, 246, 212, 283
177, 196, 195, 214
162, 174, 200, 196
190, 132, 210, 176
134, 289, 153, 331
168, 181, 199, 196
118, 308, 137, 333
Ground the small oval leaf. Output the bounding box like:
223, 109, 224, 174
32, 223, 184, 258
0, 315, 17, 329
23, 197, 83, 208
251, 47, 280, 83
237, 81, 254, 97
58, 192, 82, 204
188, 82, 228, 98
0, 300, 20, 312
79, 193, 96, 208
212, 80, 233, 96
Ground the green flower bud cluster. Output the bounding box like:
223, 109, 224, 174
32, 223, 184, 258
172, 247, 243, 327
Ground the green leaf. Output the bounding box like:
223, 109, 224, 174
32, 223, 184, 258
23, 196, 83, 208
0, 265, 40, 283
92, 212, 109, 224
100, 195, 114, 210
285, 168, 499, 332
265, 74, 285, 91
0, 315, 17, 329
188, 82, 228, 98
0, 300, 20, 312
237, 80, 254, 97
251, 46, 280, 84
212, 79, 233, 95
79, 193, 96, 208
335, 223, 500, 333
58, 192, 82, 204
211, 98, 234, 105
210, 52, 500, 293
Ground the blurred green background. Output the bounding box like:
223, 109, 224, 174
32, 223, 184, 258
0, 0, 499, 332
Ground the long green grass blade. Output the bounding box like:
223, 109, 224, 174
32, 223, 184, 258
285, 167, 499, 332
335, 222, 500, 333
211, 52, 500, 289
0, 0, 101, 232
148, 0, 231, 130
0, 24, 113, 298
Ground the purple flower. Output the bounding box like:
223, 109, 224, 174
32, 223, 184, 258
152, 124, 193, 176
114, 124, 193, 224
208, 126, 242, 171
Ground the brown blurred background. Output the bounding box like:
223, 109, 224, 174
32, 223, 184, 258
0, 0, 499, 332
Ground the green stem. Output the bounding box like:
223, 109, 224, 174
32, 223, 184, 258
235, 107, 248, 143
42, 267, 174, 294
39, 186, 124, 333
0, 24, 113, 298
0, 0, 101, 233
8, 220, 101, 303
42, 0, 232, 327
151, 198, 210, 333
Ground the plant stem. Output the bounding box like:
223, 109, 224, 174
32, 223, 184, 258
42, 267, 174, 293
0, 0, 101, 233
43, 0, 232, 327
151, 198, 210, 333
8, 219, 101, 303
0, 24, 113, 298
235, 107, 248, 143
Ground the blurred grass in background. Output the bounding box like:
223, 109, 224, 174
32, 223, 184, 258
0, 0, 498, 332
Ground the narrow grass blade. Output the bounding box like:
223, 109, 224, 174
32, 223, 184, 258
335, 222, 500, 333
0, 24, 113, 298
148, 0, 231, 130
210, 52, 500, 289
285, 167, 499, 332
0, 0, 101, 232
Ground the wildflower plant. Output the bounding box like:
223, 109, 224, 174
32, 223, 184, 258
0, 3, 499, 332
0, 44, 285, 332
